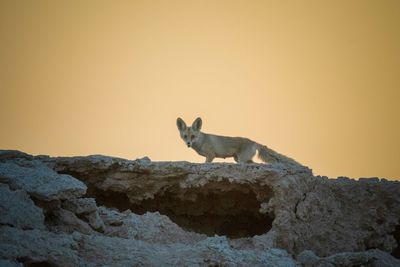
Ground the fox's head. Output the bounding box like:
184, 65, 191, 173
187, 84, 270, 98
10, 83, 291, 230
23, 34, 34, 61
176, 117, 202, 148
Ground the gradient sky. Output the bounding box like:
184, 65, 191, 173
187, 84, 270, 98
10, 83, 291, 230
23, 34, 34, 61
1, 0, 399, 179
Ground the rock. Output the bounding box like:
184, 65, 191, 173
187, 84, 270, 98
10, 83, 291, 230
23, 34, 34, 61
0, 259, 23, 267
291, 178, 400, 256
297, 249, 400, 267
0, 225, 299, 266
98, 207, 206, 244
0, 226, 80, 267
296, 250, 320, 266
85, 210, 105, 232
50, 209, 94, 235
49, 154, 400, 257
137, 156, 151, 163
0, 150, 32, 160
0, 158, 86, 201
62, 198, 97, 215
73, 232, 299, 267
1, 150, 400, 266
0, 184, 45, 230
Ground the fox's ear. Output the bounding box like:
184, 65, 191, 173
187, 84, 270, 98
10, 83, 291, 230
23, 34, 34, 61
192, 117, 202, 131
176, 118, 187, 131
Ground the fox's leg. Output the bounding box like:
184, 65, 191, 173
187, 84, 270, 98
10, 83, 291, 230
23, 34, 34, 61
237, 146, 257, 163
237, 156, 253, 163
205, 156, 214, 163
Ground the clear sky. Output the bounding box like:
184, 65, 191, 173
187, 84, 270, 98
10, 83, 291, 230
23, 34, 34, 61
1, 0, 399, 179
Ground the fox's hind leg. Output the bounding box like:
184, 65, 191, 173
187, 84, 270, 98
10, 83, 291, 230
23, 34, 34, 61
205, 156, 214, 163
237, 146, 257, 163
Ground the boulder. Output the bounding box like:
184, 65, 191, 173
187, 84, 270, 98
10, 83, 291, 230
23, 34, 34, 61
297, 249, 400, 267
62, 198, 97, 215
0, 158, 86, 201
0, 184, 45, 230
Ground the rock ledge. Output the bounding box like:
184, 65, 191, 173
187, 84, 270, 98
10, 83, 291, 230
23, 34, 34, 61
0, 150, 399, 266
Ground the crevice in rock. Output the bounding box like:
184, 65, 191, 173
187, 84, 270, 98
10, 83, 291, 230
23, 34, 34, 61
17, 258, 55, 267
85, 181, 274, 239
30, 197, 60, 228
0, 223, 15, 228
392, 224, 400, 259
25, 262, 54, 267
86, 185, 131, 212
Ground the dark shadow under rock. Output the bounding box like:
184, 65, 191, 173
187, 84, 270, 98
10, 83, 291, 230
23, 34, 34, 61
392, 224, 400, 259
86, 181, 274, 238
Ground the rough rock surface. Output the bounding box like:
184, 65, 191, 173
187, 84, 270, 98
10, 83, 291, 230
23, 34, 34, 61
49, 154, 400, 257
0, 184, 45, 230
0, 155, 86, 201
297, 249, 400, 267
0, 150, 399, 266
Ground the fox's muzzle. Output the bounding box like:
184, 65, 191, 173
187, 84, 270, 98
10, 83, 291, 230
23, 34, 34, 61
187, 142, 191, 147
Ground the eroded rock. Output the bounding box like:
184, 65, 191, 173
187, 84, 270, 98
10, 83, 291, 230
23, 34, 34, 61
62, 198, 97, 215
48, 153, 400, 258
98, 207, 206, 244
0, 150, 400, 266
50, 156, 309, 241
0, 157, 86, 201
297, 249, 400, 267
0, 184, 45, 230
0, 226, 80, 267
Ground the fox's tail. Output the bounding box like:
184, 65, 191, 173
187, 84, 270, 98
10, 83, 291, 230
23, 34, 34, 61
257, 144, 300, 166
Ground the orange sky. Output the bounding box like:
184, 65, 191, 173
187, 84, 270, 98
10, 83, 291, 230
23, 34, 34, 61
1, 0, 399, 180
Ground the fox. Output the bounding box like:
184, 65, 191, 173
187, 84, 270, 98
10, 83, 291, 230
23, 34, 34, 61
176, 117, 299, 165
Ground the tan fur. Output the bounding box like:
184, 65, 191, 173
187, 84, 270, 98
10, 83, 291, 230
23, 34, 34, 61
176, 117, 299, 165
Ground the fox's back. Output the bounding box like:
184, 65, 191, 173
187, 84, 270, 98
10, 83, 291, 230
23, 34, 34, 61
203, 133, 254, 158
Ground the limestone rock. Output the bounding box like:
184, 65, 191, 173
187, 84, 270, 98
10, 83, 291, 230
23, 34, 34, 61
0, 158, 86, 201
0, 150, 32, 160
297, 249, 400, 267
98, 207, 206, 244
62, 198, 97, 215
49, 154, 400, 257
0, 226, 81, 267
50, 208, 95, 235
85, 210, 105, 232
0, 225, 299, 266
1, 150, 400, 266
0, 184, 45, 230
0, 259, 23, 267
73, 232, 299, 267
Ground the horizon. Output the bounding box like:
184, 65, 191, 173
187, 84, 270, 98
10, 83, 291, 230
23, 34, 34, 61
1, 0, 399, 180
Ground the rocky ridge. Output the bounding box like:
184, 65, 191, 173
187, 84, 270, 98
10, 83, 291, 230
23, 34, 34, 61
0, 150, 399, 266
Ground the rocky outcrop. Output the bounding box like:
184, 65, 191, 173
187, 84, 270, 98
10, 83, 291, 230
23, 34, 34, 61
0, 150, 399, 266
0, 152, 86, 201
0, 184, 45, 230
297, 249, 400, 267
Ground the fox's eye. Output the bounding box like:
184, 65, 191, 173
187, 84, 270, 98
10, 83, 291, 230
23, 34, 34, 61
191, 135, 195, 139
184, 135, 187, 138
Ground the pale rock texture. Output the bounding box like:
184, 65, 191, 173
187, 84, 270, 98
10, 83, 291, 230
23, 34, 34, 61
0, 150, 399, 266
0, 156, 86, 201
50, 154, 400, 257
98, 207, 207, 244
62, 198, 97, 215
0, 259, 23, 267
0, 184, 45, 230
297, 249, 400, 267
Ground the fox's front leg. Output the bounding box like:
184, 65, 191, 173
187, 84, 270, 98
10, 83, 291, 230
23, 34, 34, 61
205, 156, 214, 163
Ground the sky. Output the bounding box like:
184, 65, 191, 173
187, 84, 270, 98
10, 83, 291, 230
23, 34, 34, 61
0, 0, 399, 180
